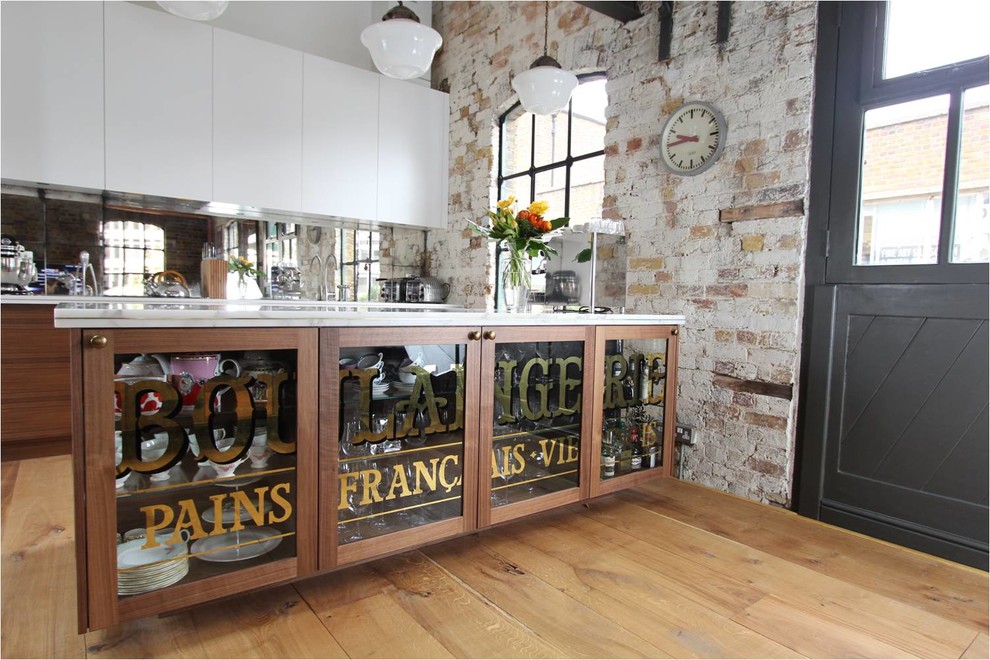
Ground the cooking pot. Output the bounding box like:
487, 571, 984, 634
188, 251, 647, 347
546, 271, 581, 303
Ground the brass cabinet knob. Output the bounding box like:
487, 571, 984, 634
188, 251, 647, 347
671, 327, 679, 336
89, 335, 108, 349
468, 330, 481, 341
483, 330, 496, 340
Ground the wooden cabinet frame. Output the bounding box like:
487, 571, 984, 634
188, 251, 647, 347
71, 321, 679, 631
75, 328, 318, 631
477, 325, 597, 528
590, 325, 680, 497
320, 327, 482, 569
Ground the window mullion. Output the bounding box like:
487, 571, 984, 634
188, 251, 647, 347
937, 89, 964, 265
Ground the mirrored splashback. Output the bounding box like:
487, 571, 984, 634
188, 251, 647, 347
0, 186, 427, 300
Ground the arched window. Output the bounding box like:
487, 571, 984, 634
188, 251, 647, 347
101, 220, 165, 296
496, 73, 608, 308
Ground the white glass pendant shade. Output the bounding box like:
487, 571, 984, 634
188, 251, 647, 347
156, 1, 229, 21
512, 63, 579, 115
361, 19, 442, 80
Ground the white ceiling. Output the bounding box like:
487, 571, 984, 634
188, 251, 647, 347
131, 1, 434, 78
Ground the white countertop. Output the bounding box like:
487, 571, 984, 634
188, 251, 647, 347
51, 299, 685, 328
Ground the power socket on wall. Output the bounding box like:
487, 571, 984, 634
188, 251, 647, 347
674, 424, 697, 446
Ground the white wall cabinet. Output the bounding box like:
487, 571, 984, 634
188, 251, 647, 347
377, 78, 449, 229
0, 1, 105, 190
104, 2, 213, 201
213, 29, 303, 212
302, 55, 379, 222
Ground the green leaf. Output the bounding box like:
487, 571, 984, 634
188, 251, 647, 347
549, 216, 569, 230
575, 248, 592, 263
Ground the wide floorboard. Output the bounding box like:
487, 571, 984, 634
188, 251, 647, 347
3, 455, 987, 658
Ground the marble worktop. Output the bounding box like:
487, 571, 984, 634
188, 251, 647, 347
51, 299, 686, 328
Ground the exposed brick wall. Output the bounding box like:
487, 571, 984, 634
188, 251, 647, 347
430, 1, 817, 505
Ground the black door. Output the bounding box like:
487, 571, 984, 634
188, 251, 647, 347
798, 2, 989, 568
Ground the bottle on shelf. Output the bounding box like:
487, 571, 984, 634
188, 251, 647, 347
600, 423, 619, 478
642, 422, 659, 469
629, 426, 642, 470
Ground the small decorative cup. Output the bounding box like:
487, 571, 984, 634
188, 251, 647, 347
249, 431, 272, 468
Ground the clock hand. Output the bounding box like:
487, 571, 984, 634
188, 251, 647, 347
667, 136, 699, 147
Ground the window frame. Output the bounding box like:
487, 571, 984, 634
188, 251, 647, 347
826, 1, 988, 284
100, 219, 165, 295
335, 228, 380, 302
494, 72, 608, 308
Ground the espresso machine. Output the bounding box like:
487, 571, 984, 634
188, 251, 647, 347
0, 235, 38, 295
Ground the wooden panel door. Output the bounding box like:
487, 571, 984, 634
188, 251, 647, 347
799, 2, 989, 569
321, 327, 480, 569
78, 328, 318, 631
476, 326, 595, 527
104, 2, 213, 201
805, 284, 988, 567
591, 325, 679, 497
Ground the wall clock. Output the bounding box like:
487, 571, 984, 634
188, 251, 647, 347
659, 101, 727, 175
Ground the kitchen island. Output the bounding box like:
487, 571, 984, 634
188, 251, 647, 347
55, 301, 684, 631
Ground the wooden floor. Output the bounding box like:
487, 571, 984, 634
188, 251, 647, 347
3, 455, 988, 659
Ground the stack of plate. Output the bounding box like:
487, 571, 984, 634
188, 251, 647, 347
117, 536, 189, 595
372, 381, 390, 398
390, 381, 415, 396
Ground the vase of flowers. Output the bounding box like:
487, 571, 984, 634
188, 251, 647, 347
470, 196, 568, 313
227, 255, 261, 299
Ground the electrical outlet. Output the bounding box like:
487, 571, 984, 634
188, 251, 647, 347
674, 424, 697, 446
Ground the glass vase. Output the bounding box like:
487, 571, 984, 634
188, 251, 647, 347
502, 250, 531, 313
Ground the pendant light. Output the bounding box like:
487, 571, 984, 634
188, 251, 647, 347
361, 2, 443, 80
511, 1, 578, 115
156, 1, 229, 21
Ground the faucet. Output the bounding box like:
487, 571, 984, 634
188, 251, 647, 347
309, 254, 337, 301
79, 250, 100, 296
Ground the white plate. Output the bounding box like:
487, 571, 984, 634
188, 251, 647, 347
117, 538, 187, 569
202, 500, 273, 524
118, 562, 188, 595
191, 526, 282, 562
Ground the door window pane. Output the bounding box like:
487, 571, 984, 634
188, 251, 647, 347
491, 340, 584, 507
114, 349, 299, 599
601, 337, 668, 480
951, 85, 990, 263
883, 1, 990, 79
857, 96, 949, 265
337, 343, 466, 543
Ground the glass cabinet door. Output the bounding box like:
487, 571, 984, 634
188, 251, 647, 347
593, 326, 679, 496
81, 328, 317, 631
324, 327, 479, 567
479, 326, 595, 527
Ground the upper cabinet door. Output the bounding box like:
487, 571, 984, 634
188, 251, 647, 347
213, 29, 303, 212
377, 79, 449, 229
302, 55, 379, 222
0, 1, 104, 190
104, 3, 212, 201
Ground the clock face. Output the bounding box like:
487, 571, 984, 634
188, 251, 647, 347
660, 102, 727, 175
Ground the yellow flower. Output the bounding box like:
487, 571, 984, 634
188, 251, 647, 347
528, 200, 549, 216
497, 196, 516, 209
